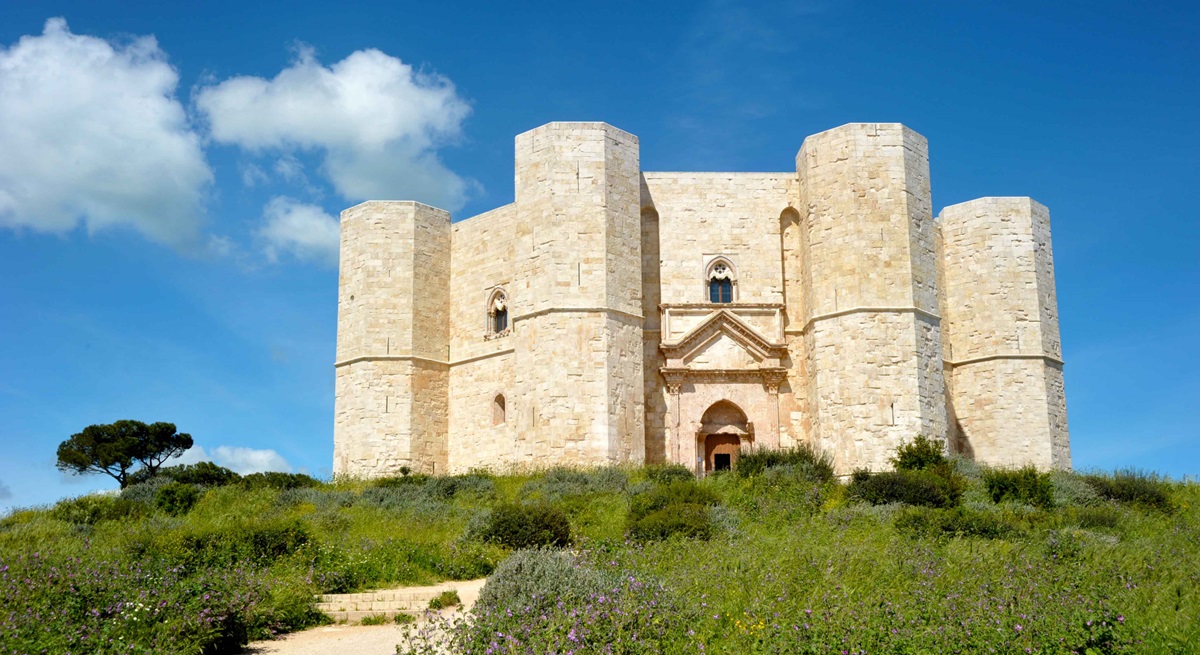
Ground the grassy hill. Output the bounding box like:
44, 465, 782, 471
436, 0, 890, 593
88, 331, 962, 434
1, 446, 1197, 654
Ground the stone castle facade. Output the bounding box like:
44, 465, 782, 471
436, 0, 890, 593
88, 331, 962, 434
333, 122, 1070, 477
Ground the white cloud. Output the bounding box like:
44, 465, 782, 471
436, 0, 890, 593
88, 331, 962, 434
259, 197, 339, 266
171, 444, 211, 467
196, 45, 470, 211
166, 444, 293, 475
211, 446, 292, 475
0, 18, 212, 247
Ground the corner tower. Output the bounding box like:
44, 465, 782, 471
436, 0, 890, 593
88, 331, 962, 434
797, 123, 947, 472
511, 123, 645, 464
939, 197, 1070, 469
334, 201, 451, 476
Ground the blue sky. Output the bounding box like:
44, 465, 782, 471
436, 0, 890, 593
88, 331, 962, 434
1, 1, 1197, 513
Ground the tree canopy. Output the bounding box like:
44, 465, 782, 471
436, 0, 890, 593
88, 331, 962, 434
56, 420, 194, 488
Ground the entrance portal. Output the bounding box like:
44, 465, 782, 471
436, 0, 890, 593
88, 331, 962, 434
699, 401, 751, 473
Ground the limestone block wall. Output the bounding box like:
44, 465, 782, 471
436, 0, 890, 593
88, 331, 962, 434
643, 173, 795, 306
334, 202, 451, 476
797, 123, 947, 472
510, 123, 645, 465
445, 203, 524, 472
640, 204, 668, 462
641, 172, 804, 453
939, 197, 1070, 469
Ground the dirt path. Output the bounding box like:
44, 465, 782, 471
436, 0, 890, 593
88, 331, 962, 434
244, 578, 485, 655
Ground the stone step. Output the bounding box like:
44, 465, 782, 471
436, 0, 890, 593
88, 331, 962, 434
316, 578, 485, 625
315, 599, 429, 612
321, 608, 421, 624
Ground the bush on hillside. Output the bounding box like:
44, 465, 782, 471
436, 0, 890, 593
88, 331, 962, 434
894, 505, 1016, 539
848, 469, 962, 508
628, 480, 720, 522
240, 471, 321, 490
890, 435, 948, 472
736, 444, 835, 482
628, 503, 714, 542
127, 460, 242, 487
983, 465, 1054, 508
476, 503, 571, 549
1050, 470, 1101, 507
373, 473, 431, 488
154, 481, 201, 516
1083, 469, 1174, 512
428, 589, 461, 610
522, 466, 629, 501
475, 549, 613, 614
1064, 504, 1124, 530
138, 521, 311, 567
645, 463, 696, 485
427, 473, 496, 500
50, 494, 142, 525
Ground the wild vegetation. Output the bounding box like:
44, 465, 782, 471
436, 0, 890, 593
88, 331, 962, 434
2, 441, 1198, 654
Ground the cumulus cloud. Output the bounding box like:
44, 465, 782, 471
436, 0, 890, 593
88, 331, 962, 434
196, 46, 470, 211
211, 446, 293, 475
0, 18, 212, 247
167, 444, 293, 475
259, 197, 340, 266
0, 480, 11, 501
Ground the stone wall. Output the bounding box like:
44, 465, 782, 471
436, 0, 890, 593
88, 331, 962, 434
333, 121, 1070, 478
797, 123, 947, 472
939, 197, 1070, 469
334, 202, 450, 476
510, 123, 645, 466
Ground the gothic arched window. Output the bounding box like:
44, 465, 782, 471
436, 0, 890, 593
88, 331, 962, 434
488, 288, 509, 336
707, 259, 735, 303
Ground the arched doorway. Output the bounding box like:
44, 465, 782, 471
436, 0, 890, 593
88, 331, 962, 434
698, 400, 752, 473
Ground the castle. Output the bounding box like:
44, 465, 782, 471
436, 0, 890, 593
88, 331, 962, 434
333, 122, 1070, 477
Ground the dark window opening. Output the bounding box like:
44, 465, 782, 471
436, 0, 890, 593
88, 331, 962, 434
709, 278, 733, 303
493, 308, 508, 333
714, 453, 732, 471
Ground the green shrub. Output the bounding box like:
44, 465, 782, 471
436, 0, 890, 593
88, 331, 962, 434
476, 503, 571, 549
645, 463, 695, 484
1083, 469, 1174, 511
155, 521, 312, 566
627, 503, 714, 542
394, 612, 416, 625
240, 471, 321, 490
475, 550, 613, 614
983, 465, 1054, 508
426, 473, 496, 500
428, 589, 461, 610
119, 476, 172, 505
154, 481, 201, 515
1065, 503, 1124, 530
890, 435, 948, 472
1044, 529, 1084, 561
849, 469, 962, 508
628, 480, 720, 522
360, 613, 390, 625
1050, 470, 1100, 507
521, 466, 629, 501
894, 506, 1015, 539
736, 444, 835, 482
50, 494, 141, 524
128, 461, 241, 487
373, 473, 431, 488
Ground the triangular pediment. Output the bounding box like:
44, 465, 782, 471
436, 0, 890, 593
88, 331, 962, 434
684, 331, 764, 369
661, 310, 787, 367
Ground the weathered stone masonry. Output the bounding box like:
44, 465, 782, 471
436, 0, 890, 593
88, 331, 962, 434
333, 121, 1070, 477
